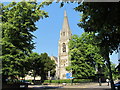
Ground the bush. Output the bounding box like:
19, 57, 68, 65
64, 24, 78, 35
43, 79, 92, 83
43, 80, 51, 83
43, 79, 71, 83
57, 79, 71, 83
73, 79, 92, 83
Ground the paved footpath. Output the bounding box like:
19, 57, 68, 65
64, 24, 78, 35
63, 83, 111, 88
28, 82, 111, 90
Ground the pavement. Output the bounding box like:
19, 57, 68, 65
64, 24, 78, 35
63, 83, 111, 88
27, 82, 111, 90
3, 81, 120, 90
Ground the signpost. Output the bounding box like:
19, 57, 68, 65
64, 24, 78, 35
66, 73, 75, 79
66, 73, 71, 79
66, 73, 75, 85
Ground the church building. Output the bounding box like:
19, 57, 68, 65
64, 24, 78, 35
57, 10, 72, 79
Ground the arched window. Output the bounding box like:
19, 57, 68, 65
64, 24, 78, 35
62, 43, 66, 52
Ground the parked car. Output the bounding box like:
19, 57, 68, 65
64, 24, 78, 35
114, 81, 120, 90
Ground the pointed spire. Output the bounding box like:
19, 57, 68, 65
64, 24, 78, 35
60, 10, 72, 39
62, 10, 70, 31
64, 10, 67, 17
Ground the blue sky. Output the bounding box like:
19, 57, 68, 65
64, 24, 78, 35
32, 2, 119, 65
2, 2, 119, 65
32, 3, 83, 56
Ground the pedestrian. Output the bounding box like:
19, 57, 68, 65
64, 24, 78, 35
99, 78, 102, 86
106, 79, 109, 86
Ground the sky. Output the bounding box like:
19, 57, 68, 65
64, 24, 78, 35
2, 1, 119, 65
32, 3, 84, 56
32, 2, 119, 65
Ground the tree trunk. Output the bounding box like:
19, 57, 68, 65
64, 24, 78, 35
34, 75, 35, 83
33, 71, 36, 84
105, 52, 115, 90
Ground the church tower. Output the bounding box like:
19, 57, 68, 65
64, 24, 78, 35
58, 10, 72, 79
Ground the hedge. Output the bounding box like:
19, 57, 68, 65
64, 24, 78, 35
73, 79, 92, 83
43, 79, 93, 83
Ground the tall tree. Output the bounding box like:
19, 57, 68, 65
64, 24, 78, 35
68, 33, 104, 79
1, 1, 51, 81
75, 2, 120, 89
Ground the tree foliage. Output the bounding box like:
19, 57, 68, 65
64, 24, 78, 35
1, 41, 26, 80
2, 1, 50, 54
27, 53, 41, 74
26, 52, 56, 82
1, 1, 51, 81
40, 53, 56, 82
75, 2, 120, 89
68, 32, 104, 78
75, 2, 120, 53
102, 62, 119, 80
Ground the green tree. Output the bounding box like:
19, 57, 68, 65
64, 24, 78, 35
68, 32, 104, 79
1, 1, 51, 81
1, 41, 25, 81
25, 52, 56, 83
102, 62, 119, 80
75, 2, 120, 89
40, 53, 56, 83
111, 63, 117, 80
26, 52, 41, 82
2, 1, 50, 54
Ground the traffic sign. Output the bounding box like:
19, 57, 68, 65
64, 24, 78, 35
66, 73, 72, 79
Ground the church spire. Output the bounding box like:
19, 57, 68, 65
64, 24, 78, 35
64, 10, 67, 17
58, 10, 72, 79
62, 10, 70, 31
